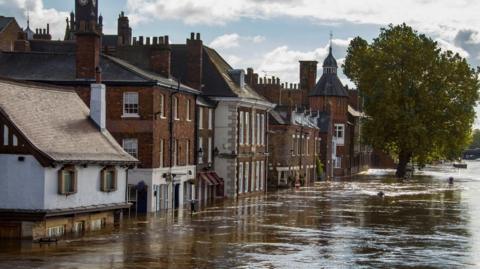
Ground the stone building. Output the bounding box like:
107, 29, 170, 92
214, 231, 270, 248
0, 0, 200, 213
0, 16, 22, 51
0, 79, 137, 240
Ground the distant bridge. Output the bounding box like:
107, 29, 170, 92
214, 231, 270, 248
463, 148, 480, 160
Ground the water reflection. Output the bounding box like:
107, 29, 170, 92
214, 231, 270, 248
1, 162, 480, 268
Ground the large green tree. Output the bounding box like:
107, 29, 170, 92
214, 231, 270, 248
344, 24, 479, 177
469, 129, 480, 149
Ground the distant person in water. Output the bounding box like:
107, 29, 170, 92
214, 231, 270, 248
377, 191, 385, 198
448, 177, 454, 185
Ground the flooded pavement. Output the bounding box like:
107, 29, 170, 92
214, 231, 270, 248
1, 162, 480, 269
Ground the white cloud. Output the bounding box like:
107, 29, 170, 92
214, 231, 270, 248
436, 38, 470, 58
252, 35, 266, 44
253, 38, 351, 83
209, 33, 241, 49
126, 0, 480, 38
0, 0, 68, 40
209, 33, 266, 49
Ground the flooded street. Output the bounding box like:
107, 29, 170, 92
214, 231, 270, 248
1, 162, 480, 269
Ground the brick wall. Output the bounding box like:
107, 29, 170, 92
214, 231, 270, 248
74, 85, 196, 169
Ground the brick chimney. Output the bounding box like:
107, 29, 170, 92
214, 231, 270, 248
117, 11, 132, 46
186, 32, 203, 90
299, 60, 318, 105
75, 20, 101, 80
150, 36, 171, 78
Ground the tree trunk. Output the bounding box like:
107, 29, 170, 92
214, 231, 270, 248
396, 151, 412, 178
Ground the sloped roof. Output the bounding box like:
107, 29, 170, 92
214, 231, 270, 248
309, 73, 349, 97
171, 44, 269, 101
0, 79, 138, 164
0, 17, 14, 33
0, 51, 148, 83
323, 47, 338, 68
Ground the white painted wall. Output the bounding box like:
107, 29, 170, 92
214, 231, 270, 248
43, 165, 127, 210
0, 154, 45, 210
128, 165, 196, 212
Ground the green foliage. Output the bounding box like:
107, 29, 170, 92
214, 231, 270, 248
344, 24, 479, 171
469, 129, 480, 149
316, 157, 324, 178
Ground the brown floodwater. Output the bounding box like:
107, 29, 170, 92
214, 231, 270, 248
1, 162, 480, 269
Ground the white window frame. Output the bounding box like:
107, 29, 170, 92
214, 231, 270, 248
291, 135, 295, 156
123, 138, 138, 158
159, 94, 166, 118
3, 125, 8, 146
245, 162, 250, 193
335, 156, 342, 168
260, 161, 265, 190
252, 112, 256, 145
198, 137, 203, 164
335, 124, 345, 145
123, 92, 139, 117
306, 136, 310, 156
208, 137, 212, 163
238, 162, 244, 194
173, 96, 179, 120
208, 109, 213, 130
198, 107, 203, 130
261, 114, 265, 145
245, 112, 250, 145
239, 111, 244, 145
256, 161, 260, 191
186, 99, 191, 121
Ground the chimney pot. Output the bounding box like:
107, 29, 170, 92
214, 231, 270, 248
153, 36, 158, 45
139, 36, 144, 45
146, 37, 150, 45
164, 35, 169, 45
190, 32, 195, 40
196, 33, 201, 40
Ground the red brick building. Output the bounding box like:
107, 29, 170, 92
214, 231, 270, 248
0, 0, 201, 213
268, 107, 321, 188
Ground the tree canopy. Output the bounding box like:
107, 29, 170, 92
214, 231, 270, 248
469, 129, 480, 149
343, 24, 479, 177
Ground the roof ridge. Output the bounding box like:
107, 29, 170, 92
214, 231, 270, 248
0, 78, 76, 93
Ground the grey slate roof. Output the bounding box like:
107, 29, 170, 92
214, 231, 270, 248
171, 45, 268, 101
0, 17, 14, 33
0, 51, 199, 94
323, 47, 338, 68
102, 35, 118, 47
0, 51, 148, 83
0, 79, 138, 164
29, 40, 76, 53
309, 72, 349, 97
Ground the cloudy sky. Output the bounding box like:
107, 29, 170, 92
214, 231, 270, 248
1, 0, 480, 128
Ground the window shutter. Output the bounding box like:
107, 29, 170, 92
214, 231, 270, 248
73, 170, 78, 194
58, 170, 64, 195
113, 169, 118, 191
100, 169, 106, 192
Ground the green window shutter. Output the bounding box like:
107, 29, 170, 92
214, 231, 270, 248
58, 170, 64, 194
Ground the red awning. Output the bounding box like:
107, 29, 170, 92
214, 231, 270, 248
209, 172, 224, 185
199, 173, 215, 186
205, 173, 220, 185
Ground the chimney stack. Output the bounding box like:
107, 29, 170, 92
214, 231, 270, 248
150, 35, 171, 78
186, 32, 203, 90
299, 60, 318, 105
90, 82, 106, 130
75, 17, 101, 79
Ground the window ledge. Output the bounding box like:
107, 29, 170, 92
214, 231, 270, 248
122, 114, 140, 119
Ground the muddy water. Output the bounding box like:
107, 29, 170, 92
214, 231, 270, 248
1, 162, 480, 269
